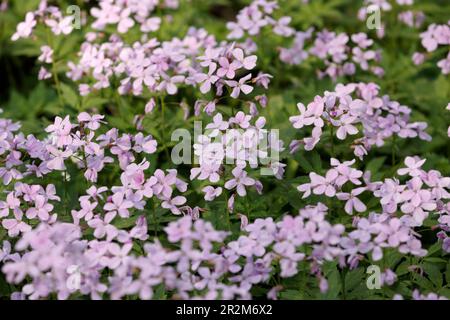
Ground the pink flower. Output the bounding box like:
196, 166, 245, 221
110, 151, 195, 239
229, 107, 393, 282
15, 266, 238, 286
412, 52, 425, 65
226, 74, 254, 98
190, 163, 221, 183
297, 182, 312, 199
228, 194, 235, 212
25, 195, 53, 221
38, 67, 51, 80
103, 192, 133, 218
133, 133, 157, 154
202, 186, 223, 201
194, 63, 219, 94
45, 116, 73, 147
205, 113, 229, 137
88, 216, 118, 240
230, 111, 251, 129
352, 47, 376, 70
217, 57, 240, 79
38, 46, 53, 64
336, 115, 358, 140
72, 199, 97, 222
254, 72, 272, 89
351, 33, 373, 49
2, 211, 31, 237
157, 75, 185, 95
0, 241, 20, 263
224, 167, 256, 196
141, 17, 161, 33
397, 156, 426, 177
46, 146, 73, 171
0, 192, 20, 218
128, 216, 149, 241
437, 53, 450, 74
289, 103, 308, 129
337, 187, 367, 215
232, 48, 257, 70
310, 170, 338, 197
331, 158, 362, 186
145, 98, 156, 114
11, 12, 36, 41
303, 98, 324, 128
117, 8, 135, 33
77, 113, 105, 130
198, 48, 221, 67
152, 169, 176, 198
273, 16, 294, 37
85, 186, 108, 201
161, 196, 187, 215
304, 127, 322, 151
100, 243, 132, 269
45, 16, 74, 35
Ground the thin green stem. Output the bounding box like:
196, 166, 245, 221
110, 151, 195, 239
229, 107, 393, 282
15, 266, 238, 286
244, 197, 251, 221
392, 135, 397, 166
225, 192, 231, 231
152, 199, 158, 237
341, 269, 347, 300
63, 170, 69, 216
330, 125, 335, 157
46, 30, 64, 108
160, 96, 170, 160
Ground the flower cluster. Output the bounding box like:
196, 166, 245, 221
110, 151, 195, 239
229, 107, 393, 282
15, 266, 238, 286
227, 1, 383, 80
310, 31, 383, 80
3, 200, 431, 300
3, 0, 449, 301
191, 112, 285, 199
357, 0, 417, 38
289, 82, 430, 159
0, 112, 157, 185
90, 0, 179, 34
417, 22, 450, 74
226, 0, 295, 39
11, 1, 76, 41
298, 157, 450, 252
37, 45, 53, 80
397, 10, 425, 29
65, 27, 268, 116
394, 290, 448, 300
0, 183, 60, 237
280, 30, 384, 80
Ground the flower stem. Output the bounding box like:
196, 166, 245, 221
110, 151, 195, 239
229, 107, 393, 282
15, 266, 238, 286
160, 95, 170, 160
330, 125, 335, 157
225, 192, 231, 231
152, 199, 158, 237
46, 30, 64, 108
392, 135, 397, 166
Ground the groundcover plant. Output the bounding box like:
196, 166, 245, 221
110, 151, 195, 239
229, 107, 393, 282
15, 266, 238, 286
0, 0, 449, 300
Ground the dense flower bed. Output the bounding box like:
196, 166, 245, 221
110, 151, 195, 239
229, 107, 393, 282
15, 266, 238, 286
0, 0, 449, 300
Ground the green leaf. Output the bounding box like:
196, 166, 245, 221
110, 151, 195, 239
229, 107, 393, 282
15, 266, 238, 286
0, 274, 10, 298
345, 268, 365, 292
295, 153, 314, 173
365, 156, 386, 179
423, 263, 443, 288
82, 96, 109, 110
426, 242, 443, 257
322, 263, 341, 299
280, 289, 303, 300
445, 261, 450, 285
60, 83, 79, 107
114, 216, 139, 229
